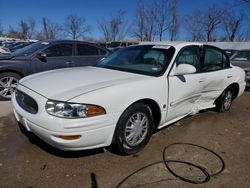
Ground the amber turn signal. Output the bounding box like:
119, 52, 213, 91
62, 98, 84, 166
87, 105, 106, 116
59, 135, 81, 140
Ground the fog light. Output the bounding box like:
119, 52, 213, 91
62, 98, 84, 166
58, 135, 81, 140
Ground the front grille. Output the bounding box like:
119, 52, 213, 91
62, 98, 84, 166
16, 90, 38, 114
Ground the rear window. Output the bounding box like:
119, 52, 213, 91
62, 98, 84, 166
77, 44, 99, 56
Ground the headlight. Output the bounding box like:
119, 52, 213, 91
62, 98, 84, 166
45, 100, 106, 118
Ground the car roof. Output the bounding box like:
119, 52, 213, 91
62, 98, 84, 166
139, 41, 204, 49
38, 40, 109, 51
41, 40, 95, 44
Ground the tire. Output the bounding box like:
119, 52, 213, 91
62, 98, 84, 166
112, 102, 155, 155
215, 87, 234, 112
0, 72, 21, 101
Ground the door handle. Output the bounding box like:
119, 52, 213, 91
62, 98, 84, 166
65, 61, 75, 65
199, 78, 205, 83
227, 75, 232, 78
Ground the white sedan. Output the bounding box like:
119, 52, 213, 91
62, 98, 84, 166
12, 42, 246, 155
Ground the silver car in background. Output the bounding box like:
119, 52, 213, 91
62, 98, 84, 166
230, 50, 250, 88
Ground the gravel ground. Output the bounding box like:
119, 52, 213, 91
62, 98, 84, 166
0, 92, 250, 188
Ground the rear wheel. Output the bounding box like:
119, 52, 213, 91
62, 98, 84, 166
0, 72, 21, 101
112, 103, 154, 155
216, 87, 234, 112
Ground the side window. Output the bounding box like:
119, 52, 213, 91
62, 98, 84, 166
203, 47, 223, 72
176, 46, 201, 72
77, 44, 99, 56
43, 44, 72, 57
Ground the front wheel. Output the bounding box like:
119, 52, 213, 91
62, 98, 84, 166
216, 87, 234, 112
0, 72, 21, 101
112, 103, 154, 155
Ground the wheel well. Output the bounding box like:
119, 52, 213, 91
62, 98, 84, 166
228, 83, 239, 99
132, 99, 161, 128
0, 70, 24, 78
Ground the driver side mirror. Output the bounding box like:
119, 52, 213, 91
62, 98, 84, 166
172, 64, 196, 76
36, 52, 47, 60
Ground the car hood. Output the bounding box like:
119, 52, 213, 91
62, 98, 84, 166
19, 66, 149, 101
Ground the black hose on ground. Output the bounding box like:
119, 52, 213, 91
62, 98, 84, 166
116, 142, 225, 187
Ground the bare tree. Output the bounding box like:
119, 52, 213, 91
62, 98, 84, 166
0, 21, 3, 36
63, 15, 90, 39
145, 4, 158, 41
40, 17, 61, 40
98, 20, 111, 42
169, 0, 179, 41
19, 20, 29, 39
185, 10, 205, 41
132, 3, 147, 41
7, 26, 22, 38
98, 10, 128, 42
202, 6, 224, 41
185, 5, 224, 42
27, 18, 36, 39
155, 0, 171, 41
133, 2, 157, 41
6, 19, 36, 39
241, 0, 250, 3
222, 10, 244, 41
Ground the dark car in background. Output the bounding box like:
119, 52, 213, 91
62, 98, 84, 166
224, 49, 238, 58
230, 50, 250, 88
1, 41, 34, 52
0, 40, 109, 100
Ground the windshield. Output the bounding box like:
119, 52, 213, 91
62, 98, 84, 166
12, 42, 49, 57
97, 45, 175, 76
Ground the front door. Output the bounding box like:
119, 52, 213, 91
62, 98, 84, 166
30, 43, 74, 74
167, 45, 203, 122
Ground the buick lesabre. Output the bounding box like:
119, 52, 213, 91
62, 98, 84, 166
12, 42, 246, 155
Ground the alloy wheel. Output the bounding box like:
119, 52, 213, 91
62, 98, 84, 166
223, 90, 233, 111
124, 112, 149, 146
0, 76, 19, 99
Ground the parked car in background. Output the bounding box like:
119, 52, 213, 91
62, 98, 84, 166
108, 41, 139, 51
230, 50, 250, 88
9, 41, 35, 52
0, 40, 110, 100
0, 47, 10, 54
1, 40, 37, 52
224, 49, 238, 58
12, 42, 245, 155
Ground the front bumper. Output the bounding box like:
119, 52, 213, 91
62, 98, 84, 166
12, 85, 121, 151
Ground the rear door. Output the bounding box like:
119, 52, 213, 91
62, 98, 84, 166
167, 45, 203, 121
199, 46, 232, 107
73, 43, 107, 67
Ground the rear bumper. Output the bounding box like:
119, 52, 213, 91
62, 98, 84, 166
246, 75, 250, 87
238, 81, 246, 97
